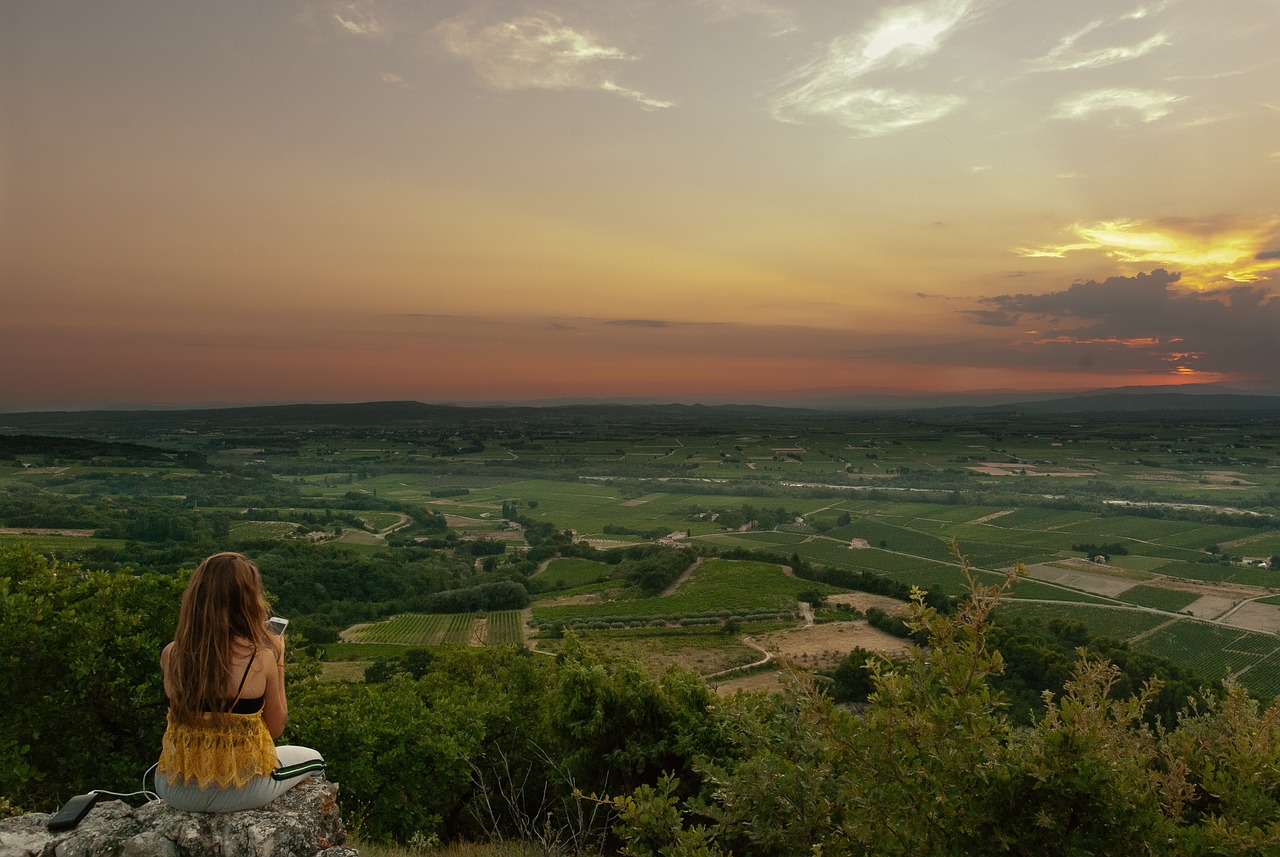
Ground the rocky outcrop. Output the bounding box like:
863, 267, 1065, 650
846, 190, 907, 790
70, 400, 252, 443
0, 779, 356, 857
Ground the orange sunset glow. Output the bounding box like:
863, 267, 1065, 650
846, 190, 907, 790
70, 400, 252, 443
3, 1, 1278, 407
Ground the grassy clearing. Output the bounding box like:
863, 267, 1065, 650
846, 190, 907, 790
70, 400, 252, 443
323, 643, 419, 660
995, 602, 1170, 641
1147, 560, 1237, 583
537, 557, 614, 588
230, 520, 298, 539
352, 837, 550, 857
1105, 554, 1179, 573
0, 532, 112, 550
1004, 579, 1118, 604
319, 660, 370, 682
534, 626, 763, 676
1116, 585, 1201, 612
336, 529, 385, 546
358, 511, 404, 530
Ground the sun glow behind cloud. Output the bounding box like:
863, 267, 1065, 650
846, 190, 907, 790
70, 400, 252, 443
1016, 219, 1280, 287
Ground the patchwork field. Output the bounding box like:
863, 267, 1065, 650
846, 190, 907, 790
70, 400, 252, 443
5, 404, 1279, 701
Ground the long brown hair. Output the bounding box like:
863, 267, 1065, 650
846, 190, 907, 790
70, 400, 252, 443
168, 552, 272, 724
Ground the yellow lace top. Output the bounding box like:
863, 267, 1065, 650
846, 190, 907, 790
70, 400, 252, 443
157, 650, 278, 788
157, 710, 277, 788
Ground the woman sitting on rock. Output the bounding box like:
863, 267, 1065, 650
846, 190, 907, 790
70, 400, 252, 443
156, 551, 325, 812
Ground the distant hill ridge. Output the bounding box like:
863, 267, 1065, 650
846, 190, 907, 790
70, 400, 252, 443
2, 389, 1279, 434
927, 390, 1280, 415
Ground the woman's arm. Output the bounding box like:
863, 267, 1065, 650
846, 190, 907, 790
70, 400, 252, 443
160, 642, 175, 699
261, 634, 288, 739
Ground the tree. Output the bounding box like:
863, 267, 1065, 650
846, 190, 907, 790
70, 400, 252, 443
0, 543, 184, 809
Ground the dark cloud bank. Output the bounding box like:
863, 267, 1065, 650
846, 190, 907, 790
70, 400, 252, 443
963, 269, 1280, 381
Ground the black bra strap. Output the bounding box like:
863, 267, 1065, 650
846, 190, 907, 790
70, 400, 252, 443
230, 649, 257, 707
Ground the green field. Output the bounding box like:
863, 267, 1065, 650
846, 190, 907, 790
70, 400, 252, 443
5, 403, 1280, 700
230, 520, 298, 539
532, 559, 824, 624
537, 557, 614, 589
995, 602, 1171, 640
484, 610, 525, 646
1115, 585, 1201, 612
1131, 621, 1280, 696
344, 613, 479, 646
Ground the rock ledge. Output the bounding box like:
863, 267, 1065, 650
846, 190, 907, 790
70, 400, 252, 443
0, 778, 355, 857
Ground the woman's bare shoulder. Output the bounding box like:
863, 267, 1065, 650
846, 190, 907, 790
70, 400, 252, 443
263, 632, 284, 659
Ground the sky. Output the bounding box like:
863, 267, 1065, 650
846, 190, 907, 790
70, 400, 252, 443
3, 0, 1279, 407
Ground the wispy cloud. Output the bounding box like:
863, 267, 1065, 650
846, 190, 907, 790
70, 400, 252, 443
770, 0, 978, 136
779, 87, 963, 137
436, 12, 671, 108
1032, 6, 1171, 73
698, 0, 798, 37
1016, 218, 1280, 286
600, 81, 674, 110
328, 2, 392, 38
1052, 88, 1181, 122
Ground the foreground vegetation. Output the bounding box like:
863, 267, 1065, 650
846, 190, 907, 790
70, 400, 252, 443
4, 542, 1280, 855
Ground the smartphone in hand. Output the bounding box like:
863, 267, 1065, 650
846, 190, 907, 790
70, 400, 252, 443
266, 616, 289, 636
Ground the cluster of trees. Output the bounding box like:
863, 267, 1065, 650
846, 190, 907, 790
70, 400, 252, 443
0, 491, 233, 544
1071, 541, 1131, 557
822, 614, 1220, 730
602, 523, 671, 539
0, 434, 207, 469
423, 580, 529, 614
244, 541, 469, 634
622, 548, 697, 595
96, 507, 233, 543
0, 489, 106, 529
683, 503, 800, 531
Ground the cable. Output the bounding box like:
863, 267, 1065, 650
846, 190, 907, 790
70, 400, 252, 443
90, 788, 160, 803
88, 763, 161, 804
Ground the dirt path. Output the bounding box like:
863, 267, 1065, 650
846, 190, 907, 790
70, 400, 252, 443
378, 513, 412, 534
1128, 617, 1180, 645
470, 616, 487, 647
521, 607, 535, 649
709, 621, 915, 692
967, 510, 1015, 525
0, 528, 94, 537
704, 635, 772, 679
660, 557, 704, 597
